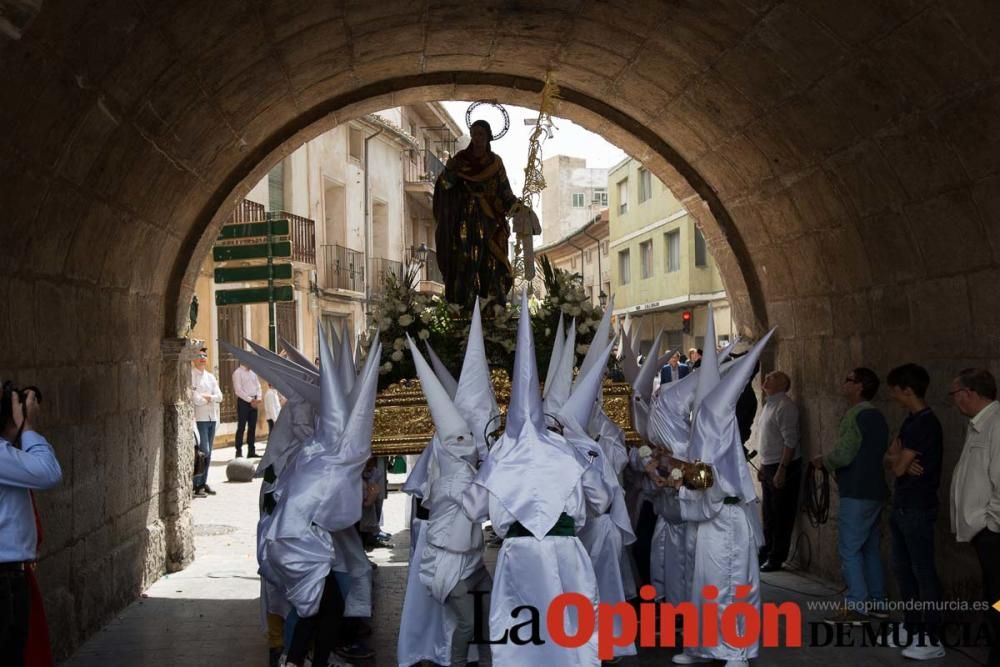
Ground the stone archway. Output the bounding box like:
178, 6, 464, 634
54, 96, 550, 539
1, 0, 997, 656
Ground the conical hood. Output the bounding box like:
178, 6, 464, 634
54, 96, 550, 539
506, 288, 544, 437
424, 341, 458, 400
317, 322, 348, 440
577, 294, 614, 383
337, 327, 356, 397
219, 341, 318, 408
336, 338, 381, 460
328, 323, 342, 355
347, 337, 382, 408
244, 338, 319, 381
648, 369, 698, 457
454, 300, 499, 460
408, 335, 474, 453
543, 319, 576, 416
542, 314, 566, 398
629, 316, 643, 359
633, 330, 665, 402
717, 337, 738, 365
559, 339, 615, 434
691, 303, 720, 416
279, 336, 318, 372
687, 328, 775, 501
621, 325, 639, 386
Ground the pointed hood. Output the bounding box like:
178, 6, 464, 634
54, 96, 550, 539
542, 314, 566, 398
542, 319, 576, 416
279, 337, 318, 372
691, 303, 721, 417
576, 294, 614, 382
621, 326, 640, 386
328, 324, 342, 355
316, 322, 349, 440
219, 341, 319, 409
424, 340, 458, 400
559, 338, 615, 435
408, 334, 475, 457
505, 289, 545, 437
633, 331, 666, 402
629, 316, 643, 359
454, 300, 499, 460
687, 328, 775, 502
717, 336, 738, 365
243, 338, 319, 382
336, 327, 356, 397
334, 337, 381, 462
648, 370, 699, 458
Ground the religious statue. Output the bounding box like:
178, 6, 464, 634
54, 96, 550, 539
433, 117, 523, 308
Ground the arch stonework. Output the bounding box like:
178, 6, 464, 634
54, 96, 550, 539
1, 0, 998, 656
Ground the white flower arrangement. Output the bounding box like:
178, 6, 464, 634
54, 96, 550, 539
398, 314, 414, 326
418, 329, 430, 340
392, 337, 405, 351
670, 467, 684, 481
390, 350, 404, 362
379, 361, 393, 374
638, 445, 652, 459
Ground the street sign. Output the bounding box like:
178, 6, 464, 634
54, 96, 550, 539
215, 285, 294, 306
213, 241, 292, 262
218, 219, 290, 240
214, 263, 293, 284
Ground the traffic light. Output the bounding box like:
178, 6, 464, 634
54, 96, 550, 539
682, 310, 692, 334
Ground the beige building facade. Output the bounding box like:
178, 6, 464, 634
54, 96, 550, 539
536, 209, 611, 308
608, 157, 732, 357
539, 155, 608, 246
190, 103, 462, 439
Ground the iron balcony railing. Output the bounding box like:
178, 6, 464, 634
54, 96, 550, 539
230, 199, 267, 223
404, 148, 447, 185
266, 210, 316, 264
321, 244, 365, 292
369, 257, 403, 300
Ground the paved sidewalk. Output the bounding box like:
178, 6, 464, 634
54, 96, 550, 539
63, 447, 989, 666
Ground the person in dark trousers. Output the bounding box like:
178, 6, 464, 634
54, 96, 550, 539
883, 363, 945, 660
949, 368, 1000, 666
814, 367, 890, 624
757, 371, 801, 572
232, 362, 262, 458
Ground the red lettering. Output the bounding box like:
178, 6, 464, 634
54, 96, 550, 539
639, 586, 657, 647
763, 602, 802, 647
547, 593, 595, 648
659, 602, 699, 647
701, 585, 719, 647
597, 602, 638, 660
720, 585, 759, 649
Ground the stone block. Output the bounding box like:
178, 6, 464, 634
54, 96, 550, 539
755, 246, 797, 302
783, 235, 832, 297
970, 174, 1000, 266
851, 210, 924, 286
831, 291, 873, 338
906, 275, 975, 353
819, 224, 873, 293
967, 268, 1000, 355
904, 188, 992, 277
878, 119, 969, 201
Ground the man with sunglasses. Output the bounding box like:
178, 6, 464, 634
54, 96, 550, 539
949, 368, 1000, 666
812, 367, 889, 624
191, 347, 223, 496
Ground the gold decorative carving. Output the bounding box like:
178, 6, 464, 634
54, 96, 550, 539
372, 369, 639, 455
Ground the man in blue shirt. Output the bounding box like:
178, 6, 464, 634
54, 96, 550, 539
0, 388, 62, 663
658, 351, 690, 386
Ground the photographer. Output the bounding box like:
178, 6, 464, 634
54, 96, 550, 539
0, 387, 62, 663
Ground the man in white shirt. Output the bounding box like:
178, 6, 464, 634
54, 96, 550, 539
191, 348, 223, 496
756, 370, 801, 572
263, 382, 283, 432
232, 362, 262, 458
949, 368, 1000, 666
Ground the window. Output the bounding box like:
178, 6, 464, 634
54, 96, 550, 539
585, 249, 592, 264
640, 240, 653, 279
592, 188, 608, 206
694, 226, 708, 267
572, 192, 586, 208
638, 167, 652, 203
571, 256, 577, 269
349, 127, 364, 161
665, 230, 681, 272
618, 249, 631, 285
601, 240, 609, 256
617, 179, 628, 214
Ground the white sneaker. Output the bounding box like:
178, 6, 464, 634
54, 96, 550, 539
901, 642, 946, 660
724, 661, 750, 667
671, 654, 711, 664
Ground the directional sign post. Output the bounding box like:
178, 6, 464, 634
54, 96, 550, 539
212, 217, 297, 352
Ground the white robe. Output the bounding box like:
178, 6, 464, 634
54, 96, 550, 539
650, 487, 689, 607
678, 483, 762, 661
465, 467, 608, 667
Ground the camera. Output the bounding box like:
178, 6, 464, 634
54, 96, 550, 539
0, 381, 42, 428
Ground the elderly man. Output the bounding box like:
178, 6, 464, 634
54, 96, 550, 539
757, 370, 801, 573
950, 368, 1000, 666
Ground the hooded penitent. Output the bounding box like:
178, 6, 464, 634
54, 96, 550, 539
542, 314, 566, 400
476, 289, 585, 539
542, 318, 576, 417
280, 336, 318, 372
425, 340, 459, 400
629, 329, 669, 442
452, 299, 499, 462
259, 326, 382, 617
686, 327, 776, 503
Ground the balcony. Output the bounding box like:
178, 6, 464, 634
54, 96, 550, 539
404, 149, 447, 199
266, 210, 316, 264
321, 244, 364, 293
369, 257, 403, 300
407, 245, 445, 295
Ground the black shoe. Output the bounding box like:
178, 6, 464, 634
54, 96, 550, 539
235, 450, 243, 459
268, 647, 282, 667
335, 642, 375, 660
760, 560, 783, 572
202, 484, 217, 496
193, 487, 207, 498
247, 450, 261, 458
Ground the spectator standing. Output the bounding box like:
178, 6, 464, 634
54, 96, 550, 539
687, 348, 702, 369
757, 371, 801, 572
814, 367, 890, 624
232, 362, 262, 458
882, 363, 945, 659
949, 368, 1000, 666
264, 382, 284, 433
0, 389, 61, 664
191, 348, 223, 496
658, 351, 689, 387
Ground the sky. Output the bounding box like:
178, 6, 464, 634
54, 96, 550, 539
439, 100, 628, 206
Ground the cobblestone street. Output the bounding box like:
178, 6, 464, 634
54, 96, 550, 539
63, 445, 988, 666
